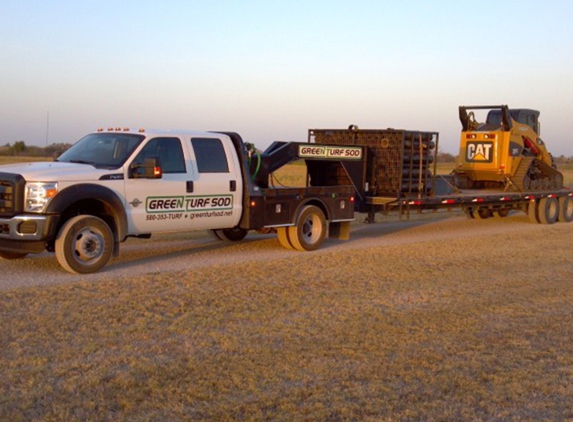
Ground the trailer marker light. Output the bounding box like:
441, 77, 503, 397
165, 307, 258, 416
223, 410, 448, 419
350, 196, 355, 202
472, 198, 485, 203
250, 201, 257, 207
441, 199, 456, 204
500, 197, 510, 201
409, 200, 422, 205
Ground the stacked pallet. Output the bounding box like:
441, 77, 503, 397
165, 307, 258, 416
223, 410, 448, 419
310, 127, 437, 197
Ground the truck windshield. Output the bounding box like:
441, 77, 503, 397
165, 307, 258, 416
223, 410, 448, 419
57, 133, 145, 169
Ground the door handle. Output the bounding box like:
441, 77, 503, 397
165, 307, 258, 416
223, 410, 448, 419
186, 181, 194, 193
230, 180, 236, 192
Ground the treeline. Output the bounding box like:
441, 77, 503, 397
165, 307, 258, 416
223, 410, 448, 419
0, 141, 72, 158
2, 141, 573, 165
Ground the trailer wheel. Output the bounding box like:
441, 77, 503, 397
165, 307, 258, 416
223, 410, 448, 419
464, 209, 476, 219
55, 215, 113, 274
214, 228, 248, 241
558, 196, 573, 223
494, 207, 511, 218
528, 200, 540, 224
288, 205, 327, 251
277, 227, 294, 250
475, 208, 493, 220
0, 251, 28, 260
538, 197, 558, 224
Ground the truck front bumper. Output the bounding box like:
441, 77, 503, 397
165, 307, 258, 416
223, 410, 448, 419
0, 215, 60, 254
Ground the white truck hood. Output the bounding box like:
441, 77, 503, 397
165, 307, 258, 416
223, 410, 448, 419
0, 161, 119, 182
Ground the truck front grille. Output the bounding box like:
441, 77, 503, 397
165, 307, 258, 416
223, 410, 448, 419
0, 173, 25, 218
0, 181, 14, 213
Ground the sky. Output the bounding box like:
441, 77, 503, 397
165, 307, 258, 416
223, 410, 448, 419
1, 0, 573, 155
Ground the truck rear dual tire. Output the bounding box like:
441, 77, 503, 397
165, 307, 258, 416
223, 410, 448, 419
279, 205, 327, 251
55, 215, 114, 274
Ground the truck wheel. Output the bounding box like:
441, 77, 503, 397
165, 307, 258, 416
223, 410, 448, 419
207, 229, 223, 240
214, 228, 248, 241
288, 205, 326, 251
55, 215, 113, 274
277, 227, 294, 250
558, 196, 573, 223
0, 251, 28, 260
538, 197, 558, 224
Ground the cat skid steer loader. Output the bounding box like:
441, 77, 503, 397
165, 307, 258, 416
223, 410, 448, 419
455, 105, 563, 191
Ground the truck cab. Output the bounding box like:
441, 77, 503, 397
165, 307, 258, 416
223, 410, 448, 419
0, 128, 246, 273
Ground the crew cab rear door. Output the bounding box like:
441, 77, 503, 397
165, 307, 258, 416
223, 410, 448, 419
185, 135, 243, 230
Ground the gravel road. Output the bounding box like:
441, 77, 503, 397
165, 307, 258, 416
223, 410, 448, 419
1, 211, 568, 291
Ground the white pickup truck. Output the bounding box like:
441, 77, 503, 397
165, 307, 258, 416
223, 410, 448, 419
0, 128, 359, 273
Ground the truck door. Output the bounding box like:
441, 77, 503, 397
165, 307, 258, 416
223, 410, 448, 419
186, 136, 243, 230
125, 136, 193, 233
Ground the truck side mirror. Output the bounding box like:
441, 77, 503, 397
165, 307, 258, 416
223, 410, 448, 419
130, 156, 163, 179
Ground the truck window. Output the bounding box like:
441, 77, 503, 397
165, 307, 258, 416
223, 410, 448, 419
191, 138, 229, 173
132, 137, 186, 174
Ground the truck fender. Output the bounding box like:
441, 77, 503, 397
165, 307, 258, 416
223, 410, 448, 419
294, 199, 330, 222
46, 184, 128, 251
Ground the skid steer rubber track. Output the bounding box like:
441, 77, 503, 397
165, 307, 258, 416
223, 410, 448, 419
511, 156, 535, 191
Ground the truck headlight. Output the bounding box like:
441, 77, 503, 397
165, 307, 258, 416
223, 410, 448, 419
25, 182, 58, 212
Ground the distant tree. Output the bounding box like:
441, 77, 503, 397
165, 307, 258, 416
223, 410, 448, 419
437, 150, 456, 163
45, 143, 72, 157
12, 141, 27, 154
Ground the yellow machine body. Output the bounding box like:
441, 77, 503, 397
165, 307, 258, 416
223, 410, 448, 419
455, 105, 561, 190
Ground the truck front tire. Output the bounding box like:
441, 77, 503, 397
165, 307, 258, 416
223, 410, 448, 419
288, 205, 327, 251
55, 215, 114, 274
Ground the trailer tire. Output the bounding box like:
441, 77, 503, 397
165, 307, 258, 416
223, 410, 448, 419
538, 197, 558, 224
558, 196, 573, 223
277, 227, 295, 250
288, 205, 327, 251
494, 207, 511, 218
465, 209, 475, 219
475, 208, 493, 220
55, 215, 113, 274
214, 228, 248, 241
528, 200, 540, 224
0, 251, 28, 260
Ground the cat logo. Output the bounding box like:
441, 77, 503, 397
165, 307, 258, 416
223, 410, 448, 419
466, 142, 493, 163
